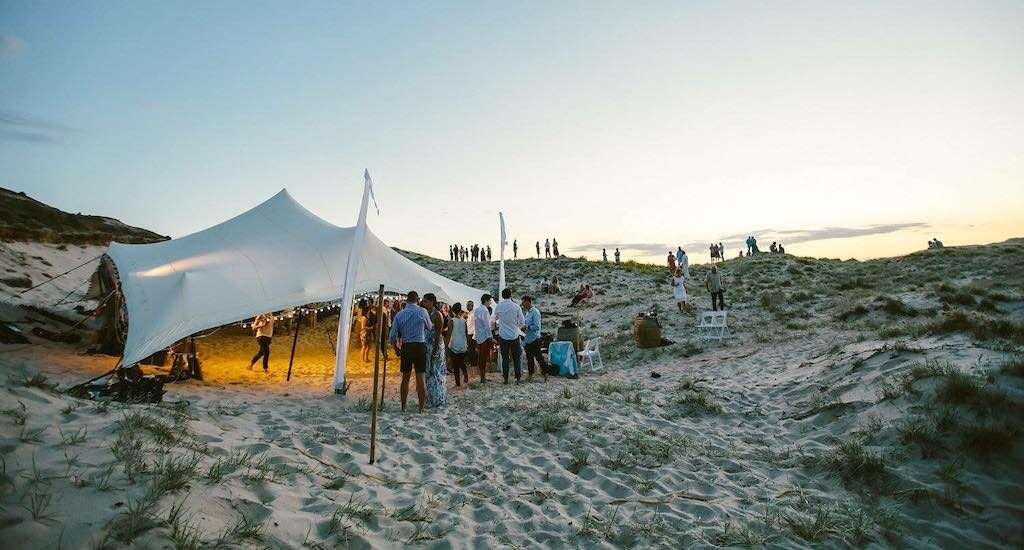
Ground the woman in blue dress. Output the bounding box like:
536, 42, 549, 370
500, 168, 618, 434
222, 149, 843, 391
422, 293, 448, 407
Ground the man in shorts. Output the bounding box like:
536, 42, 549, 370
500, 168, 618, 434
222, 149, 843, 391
389, 290, 433, 413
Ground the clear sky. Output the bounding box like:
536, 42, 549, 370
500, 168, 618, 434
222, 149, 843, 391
2, 1, 1022, 263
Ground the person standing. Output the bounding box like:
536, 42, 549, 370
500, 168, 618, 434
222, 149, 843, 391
552, 239, 559, 257
493, 288, 526, 384
544, 239, 551, 259
513, 239, 518, 259
667, 251, 676, 273
671, 268, 688, 312
421, 293, 448, 407
361, 304, 378, 362
447, 302, 469, 387
521, 295, 548, 382
471, 293, 495, 382
679, 249, 690, 279
389, 291, 432, 413
709, 244, 716, 263
705, 264, 726, 311
675, 246, 684, 268
614, 248, 621, 263
536, 241, 541, 258
465, 300, 477, 365
248, 313, 276, 371
719, 242, 725, 260
486, 245, 492, 261
602, 248, 608, 262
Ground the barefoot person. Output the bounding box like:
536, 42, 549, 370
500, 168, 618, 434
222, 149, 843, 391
671, 268, 688, 312
493, 288, 526, 384
521, 295, 548, 381
389, 291, 432, 413
471, 293, 495, 382
248, 313, 275, 371
422, 293, 448, 407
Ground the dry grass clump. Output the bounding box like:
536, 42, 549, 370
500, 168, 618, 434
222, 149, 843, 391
818, 441, 887, 490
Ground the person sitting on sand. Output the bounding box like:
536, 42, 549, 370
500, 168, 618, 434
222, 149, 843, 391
541, 277, 551, 293
389, 291, 432, 413
671, 268, 688, 312
705, 265, 726, 311
569, 284, 593, 307
550, 275, 561, 294
778, 243, 786, 254
667, 251, 677, 273
248, 312, 275, 371
770, 242, 778, 253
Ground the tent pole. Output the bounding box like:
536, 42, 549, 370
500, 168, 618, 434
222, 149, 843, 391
286, 310, 302, 382
369, 284, 385, 464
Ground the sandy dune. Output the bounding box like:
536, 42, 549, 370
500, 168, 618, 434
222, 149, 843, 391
1, 240, 1023, 548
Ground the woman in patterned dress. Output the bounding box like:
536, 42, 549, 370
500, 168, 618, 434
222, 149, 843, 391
422, 293, 448, 407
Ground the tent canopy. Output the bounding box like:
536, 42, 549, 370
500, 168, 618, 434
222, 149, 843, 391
107, 189, 485, 367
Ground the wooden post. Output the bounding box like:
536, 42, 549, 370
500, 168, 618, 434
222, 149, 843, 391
368, 284, 385, 464
286, 310, 302, 382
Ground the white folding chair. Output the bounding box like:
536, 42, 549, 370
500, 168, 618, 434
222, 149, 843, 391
696, 311, 730, 340
577, 338, 604, 371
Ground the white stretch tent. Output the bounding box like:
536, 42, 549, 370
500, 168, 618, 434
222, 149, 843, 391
106, 186, 485, 390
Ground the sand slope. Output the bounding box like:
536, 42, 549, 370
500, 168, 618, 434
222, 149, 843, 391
0, 240, 1022, 548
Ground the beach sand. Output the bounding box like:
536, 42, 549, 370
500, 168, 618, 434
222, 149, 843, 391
1, 240, 1022, 548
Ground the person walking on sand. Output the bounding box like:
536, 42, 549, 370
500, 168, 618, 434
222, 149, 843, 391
472, 293, 496, 382
493, 288, 526, 384
709, 244, 717, 263
671, 268, 688, 312
248, 313, 275, 371
521, 295, 548, 382
513, 239, 518, 259
422, 293, 448, 407
614, 248, 621, 263
705, 264, 726, 311
719, 242, 725, 260
389, 291, 433, 413
675, 246, 684, 268
447, 303, 469, 387
667, 251, 677, 273
545, 239, 551, 259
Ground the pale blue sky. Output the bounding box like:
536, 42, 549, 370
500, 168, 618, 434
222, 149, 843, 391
2, 1, 1022, 262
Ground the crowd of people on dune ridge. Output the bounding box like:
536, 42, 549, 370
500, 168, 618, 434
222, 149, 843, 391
449, 237, 565, 261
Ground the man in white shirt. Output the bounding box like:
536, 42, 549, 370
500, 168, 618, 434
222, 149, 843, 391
471, 293, 495, 383
493, 288, 526, 384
